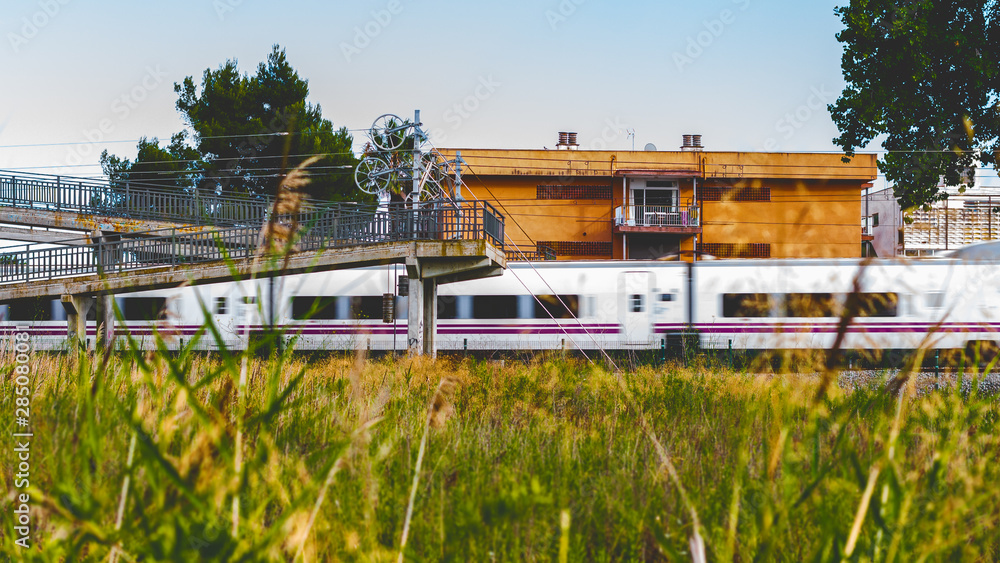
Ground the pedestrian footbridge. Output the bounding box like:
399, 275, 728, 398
0, 170, 506, 355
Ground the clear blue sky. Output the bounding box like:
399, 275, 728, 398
1, 0, 871, 180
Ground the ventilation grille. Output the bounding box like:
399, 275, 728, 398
702, 187, 771, 202
537, 185, 613, 200
699, 243, 772, 258
538, 241, 613, 257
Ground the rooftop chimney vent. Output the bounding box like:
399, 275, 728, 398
557, 131, 579, 150
681, 134, 703, 151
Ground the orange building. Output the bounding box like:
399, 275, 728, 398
441, 137, 878, 260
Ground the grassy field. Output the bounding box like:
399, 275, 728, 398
2, 341, 999, 561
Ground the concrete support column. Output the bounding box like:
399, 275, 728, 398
94, 294, 114, 350
407, 277, 424, 356
422, 278, 437, 358
92, 229, 119, 351
406, 276, 439, 357
61, 294, 93, 350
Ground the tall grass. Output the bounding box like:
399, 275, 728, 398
2, 338, 999, 561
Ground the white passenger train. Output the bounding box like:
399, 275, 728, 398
2, 254, 999, 353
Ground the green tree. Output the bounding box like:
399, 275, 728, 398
100, 133, 199, 191
829, 0, 1000, 209
104, 45, 362, 202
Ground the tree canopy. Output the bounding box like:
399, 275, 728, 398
829, 0, 1000, 209
102, 45, 362, 202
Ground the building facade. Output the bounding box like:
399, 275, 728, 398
863, 187, 905, 257
443, 142, 878, 260
903, 187, 1000, 256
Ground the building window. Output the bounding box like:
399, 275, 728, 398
631, 179, 679, 208
699, 243, 772, 258
702, 187, 771, 202
537, 185, 613, 200
872, 213, 879, 227
214, 297, 228, 315
537, 241, 613, 257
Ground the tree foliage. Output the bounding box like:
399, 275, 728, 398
830, 0, 1000, 209
102, 45, 362, 202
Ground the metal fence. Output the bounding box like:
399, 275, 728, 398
0, 170, 270, 226
0, 199, 504, 285
614, 205, 700, 228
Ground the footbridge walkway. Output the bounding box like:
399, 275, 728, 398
0, 169, 506, 355
0, 169, 276, 240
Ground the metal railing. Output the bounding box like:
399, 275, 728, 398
0, 200, 504, 285
0, 170, 272, 226
614, 205, 700, 228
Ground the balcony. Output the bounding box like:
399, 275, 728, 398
613, 205, 701, 234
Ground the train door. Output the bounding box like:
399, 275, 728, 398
619, 271, 652, 344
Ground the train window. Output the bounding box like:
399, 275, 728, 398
660, 293, 675, 302
854, 292, 898, 317
629, 294, 644, 313
8, 298, 53, 321
722, 293, 775, 317
214, 297, 228, 315
123, 298, 167, 321
291, 296, 338, 320
925, 292, 944, 309
783, 293, 837, 317
437, 295, 459, 320
241, 296, 257, 305
473, 295, 519, 319
534, 295, 579, 319
349, 296, 384, 320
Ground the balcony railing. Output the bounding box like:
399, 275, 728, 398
614, 205, 700, 228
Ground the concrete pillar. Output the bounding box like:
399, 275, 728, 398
407, 277, 424, 355
422, 278, 437, 358
94, 294, 114, 350
406, 276, 439, 357
61, 294, 93, 350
